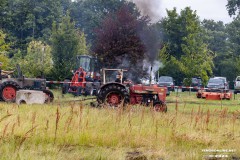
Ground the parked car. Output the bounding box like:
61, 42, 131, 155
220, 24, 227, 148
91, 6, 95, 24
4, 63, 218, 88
206, 77, 229, 91
157, 76, 174, 96
182, 77, 203, 92
234, 76, 240, 93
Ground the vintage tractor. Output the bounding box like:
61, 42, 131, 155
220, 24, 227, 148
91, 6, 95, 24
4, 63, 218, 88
62, 55, 101, 96
0, 65, 54, 102
96, 69, 167, 112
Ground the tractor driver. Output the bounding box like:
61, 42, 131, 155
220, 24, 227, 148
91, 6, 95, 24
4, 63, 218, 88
0, 62, 14, 80
77, 67, 85, 80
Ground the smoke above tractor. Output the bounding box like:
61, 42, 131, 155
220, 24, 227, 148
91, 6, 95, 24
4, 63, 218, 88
129, 0, 163, 22
129, 0, 164, 81
93, 3, 163, 83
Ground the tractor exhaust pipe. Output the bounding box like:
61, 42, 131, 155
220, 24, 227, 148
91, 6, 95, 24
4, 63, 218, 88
149, 66, 152, 86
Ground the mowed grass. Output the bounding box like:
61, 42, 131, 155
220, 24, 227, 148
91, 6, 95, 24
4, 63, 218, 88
0, 89, 240, 160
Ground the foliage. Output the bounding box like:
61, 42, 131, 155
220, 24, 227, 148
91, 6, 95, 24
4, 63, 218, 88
160, 8, 185, 59
211, 15, 240, 83
93, 5, 148, 79
201, 20, 228, 54
20, 41, 53, 77
201, 19, 230, 79
159, 7, 214, 85
0, 30, 9, 55
78, 32, 89, 55
158, 45, 183, 85
0, 30, 11, 69
179, 8, 214, 85
0, 0, 240, 84
0, 55, 11, 70
0, 0, 64, 51
226, 15, 240, 57
227, 0, 240, 16
10, 49, 23, 67
51, 12, 88, 80
70, 0, 138, 44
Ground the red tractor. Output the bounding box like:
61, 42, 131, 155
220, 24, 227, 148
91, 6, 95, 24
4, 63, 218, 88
62, 55, 101, 96
96, 69, 167, 112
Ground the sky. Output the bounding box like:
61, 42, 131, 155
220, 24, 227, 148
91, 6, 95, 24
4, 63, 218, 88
131, 0, 233, 23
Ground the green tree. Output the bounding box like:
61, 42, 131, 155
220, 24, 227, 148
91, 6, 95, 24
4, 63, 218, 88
159, 7, 214, 85
227, 0, 240, 16
70, 0, 138, 43
160, 8, 184, 59
78, 32, 89, 55
217, 15, 240, 84
0, 30, 11, 69
201, 20, 228, 54
158, 45, 183, 85
226, 15, 240, 57
201, 20, 232, 78
20, 41, 53, 77
0, 30, 9, 55
0, 0, 64, 51
51, 13, 87, 80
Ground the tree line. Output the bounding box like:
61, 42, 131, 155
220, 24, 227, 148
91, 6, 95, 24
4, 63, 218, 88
0, 0, 240, 86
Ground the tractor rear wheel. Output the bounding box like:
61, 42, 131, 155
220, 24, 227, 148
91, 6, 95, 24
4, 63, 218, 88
43, 89, 54, 103
0, 81, 20, 102
97, 84, 129, 107
153, 101, 167, 112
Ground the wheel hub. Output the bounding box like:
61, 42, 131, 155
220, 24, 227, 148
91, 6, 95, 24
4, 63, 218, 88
154, 103, 166, 112
106, 93, 122, 105
2, 86, 16, 101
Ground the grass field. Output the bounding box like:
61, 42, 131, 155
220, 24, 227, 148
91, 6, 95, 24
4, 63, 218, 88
0, 89, 240, 160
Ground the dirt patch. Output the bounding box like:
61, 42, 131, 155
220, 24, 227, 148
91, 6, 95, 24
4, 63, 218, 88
125, 151, 147, 160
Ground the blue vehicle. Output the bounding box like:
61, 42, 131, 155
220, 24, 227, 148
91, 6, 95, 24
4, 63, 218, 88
157, 76, 174, 96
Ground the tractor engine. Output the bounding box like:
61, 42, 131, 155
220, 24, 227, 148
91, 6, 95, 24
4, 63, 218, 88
129, 84, 166, 105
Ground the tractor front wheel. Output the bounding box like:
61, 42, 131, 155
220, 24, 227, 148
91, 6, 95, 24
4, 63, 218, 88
1, 81, 20, 102
153, 101, 167, 112
43, 89, 54, 103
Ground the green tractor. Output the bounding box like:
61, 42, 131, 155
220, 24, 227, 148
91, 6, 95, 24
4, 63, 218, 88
0, 65, 54, 102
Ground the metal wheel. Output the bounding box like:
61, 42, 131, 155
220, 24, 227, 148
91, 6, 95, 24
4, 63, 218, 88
1, 81, 20, 102
2, 86, 17, 102
105, 91, 123, 106
97, 84, 129, 107
153, 101, 167, 112
43, 89, 54, 102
